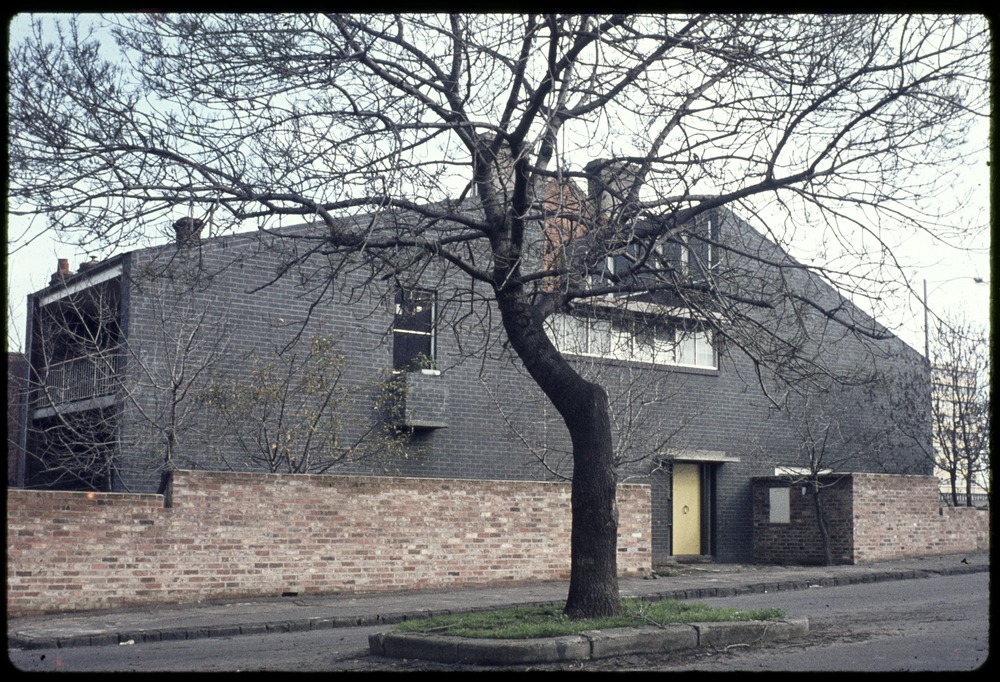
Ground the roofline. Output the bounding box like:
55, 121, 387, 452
34, 255, 127, 306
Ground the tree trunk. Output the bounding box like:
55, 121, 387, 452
496, 293, 622, 619
812, 483, 833, 566
563, 381, 620, 619
949, 431, 960, 507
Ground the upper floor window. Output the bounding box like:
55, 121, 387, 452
653, 218, 716, 278
545, 312, 717, 370
677, 328, 715, 368
393, 288, 436, 370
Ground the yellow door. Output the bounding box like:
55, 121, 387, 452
672, 463, 701, 555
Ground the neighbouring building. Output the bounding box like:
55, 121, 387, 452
931, 364, 990, 506
15, 170, 932, 565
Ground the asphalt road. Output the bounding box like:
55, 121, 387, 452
631, 570, 990, 672
9, 572, 989, 672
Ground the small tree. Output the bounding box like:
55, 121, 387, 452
754, 385, 901, 566
202, 336, 411, 474
930, 316, 990, 506
25, 268, 241, 492
125, 289, 237, 493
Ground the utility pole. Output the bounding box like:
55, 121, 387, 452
924, 279, 929, 360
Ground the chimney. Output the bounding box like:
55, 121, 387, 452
50, 258, 74, 285
78, 255, 100, 273
174, 217, 204, 244
585, 159, 641, 223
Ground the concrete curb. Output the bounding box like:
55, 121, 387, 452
369, 617, 810, 665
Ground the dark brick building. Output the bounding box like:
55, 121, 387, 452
7, 352, 29, 487
17, 200, 931, 563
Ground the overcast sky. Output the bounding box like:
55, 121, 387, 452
5, 14, 991, 357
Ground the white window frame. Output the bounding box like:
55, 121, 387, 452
545, 313, 717, 370
676, 328, 715, 369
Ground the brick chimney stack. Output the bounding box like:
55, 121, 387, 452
49, 258, 74, 285
174, 217, 204, 244
585, 159, 641, 224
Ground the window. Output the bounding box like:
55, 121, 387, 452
545, 313, 716, 369
686, 220, 715, 272
676, 328, 715, 368
393, 289, 435, 370
658, 218, 715, 278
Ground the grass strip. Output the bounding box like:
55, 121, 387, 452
396, 598, 786, 639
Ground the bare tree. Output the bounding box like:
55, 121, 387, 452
23, 270, 231, 491
754, 387, 906, 566
930, 315, 990, 506
119, 279, 234, 490
8, 14, 987, 618
201, 335, 413, 474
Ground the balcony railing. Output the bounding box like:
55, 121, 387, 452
940, 492, 990, 508
33, 355, 119, 408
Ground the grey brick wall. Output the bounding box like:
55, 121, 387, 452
94, 210, 929, 563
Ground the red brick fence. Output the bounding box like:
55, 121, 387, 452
752, 473, 989, 565
7, 470, 652, 616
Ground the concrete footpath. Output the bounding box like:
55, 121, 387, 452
7, 551, 989, 652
